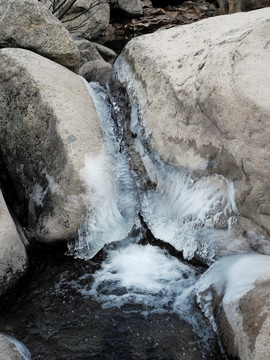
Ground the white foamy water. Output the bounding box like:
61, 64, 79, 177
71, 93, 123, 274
113, 57, 238, 261
69, 82, 139, 259
89, 243, 197, 313
66, 243, 198, 316
60, 242, 217, 352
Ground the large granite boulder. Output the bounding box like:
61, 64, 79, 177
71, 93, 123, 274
196, 253, 270, 359
113, 8, 270, 240
0, 48, 104, 243
0, 191, 28, 297
0, 0, 79, 71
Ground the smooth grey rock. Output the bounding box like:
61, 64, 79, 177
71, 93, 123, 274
118, 0, 143, 16
0, 0, 79, 71
0, 191, 28, 297
74, 37, 103, 67
0, 48, 104, 243
79, 59, 112, 87
141, 0, 153, 7
92, 42, 117, 64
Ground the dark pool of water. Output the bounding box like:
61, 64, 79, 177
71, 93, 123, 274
0, 242, 225, 360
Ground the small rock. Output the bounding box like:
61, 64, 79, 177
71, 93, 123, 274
92, 42, 118, 64
74, 37, 102, 67
79, 59, 112, 87
118, 0, 143, 16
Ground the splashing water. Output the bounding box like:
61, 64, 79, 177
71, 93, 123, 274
72, 77, 238, 263
68, 82, 140, 259
59, 241, 218, 356
63, 76, 239, 358
73, 243, 197, 313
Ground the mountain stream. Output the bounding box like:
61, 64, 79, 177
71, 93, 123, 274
0, 71, 239, 359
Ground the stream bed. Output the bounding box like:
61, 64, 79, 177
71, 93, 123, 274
0, 81, 235, 359
0, 238, 224, 360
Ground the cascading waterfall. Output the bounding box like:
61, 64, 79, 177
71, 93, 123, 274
68, 81, 140, 259
63, 77, 240, 358
70, 76, 238, 263
0, 76, 239, 359
111, 55, 238, 262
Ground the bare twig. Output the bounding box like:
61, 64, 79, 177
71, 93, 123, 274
38, 0, 109, 30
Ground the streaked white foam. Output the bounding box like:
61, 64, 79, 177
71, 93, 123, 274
69, 82, 139, 259
141, 162, 238, 260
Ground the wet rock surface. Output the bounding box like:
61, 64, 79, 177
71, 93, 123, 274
0, 48, 103, 243
0, 191, 28, 297
0, 334, 29, 360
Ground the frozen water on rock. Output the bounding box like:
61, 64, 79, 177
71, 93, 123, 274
28, 168, 60, 218
4, 334, 31, 360
114, 56, 238, 261
140, 158, 238, 260
69, 82, 139, 259
196, 253, 270, 331
196, 253, 270, 304
71, 64, 238, 263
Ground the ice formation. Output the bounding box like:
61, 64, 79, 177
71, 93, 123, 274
69, 82, 139, 259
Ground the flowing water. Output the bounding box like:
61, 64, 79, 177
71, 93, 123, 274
0, 240, 224, 360
0, 80, 237, 359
